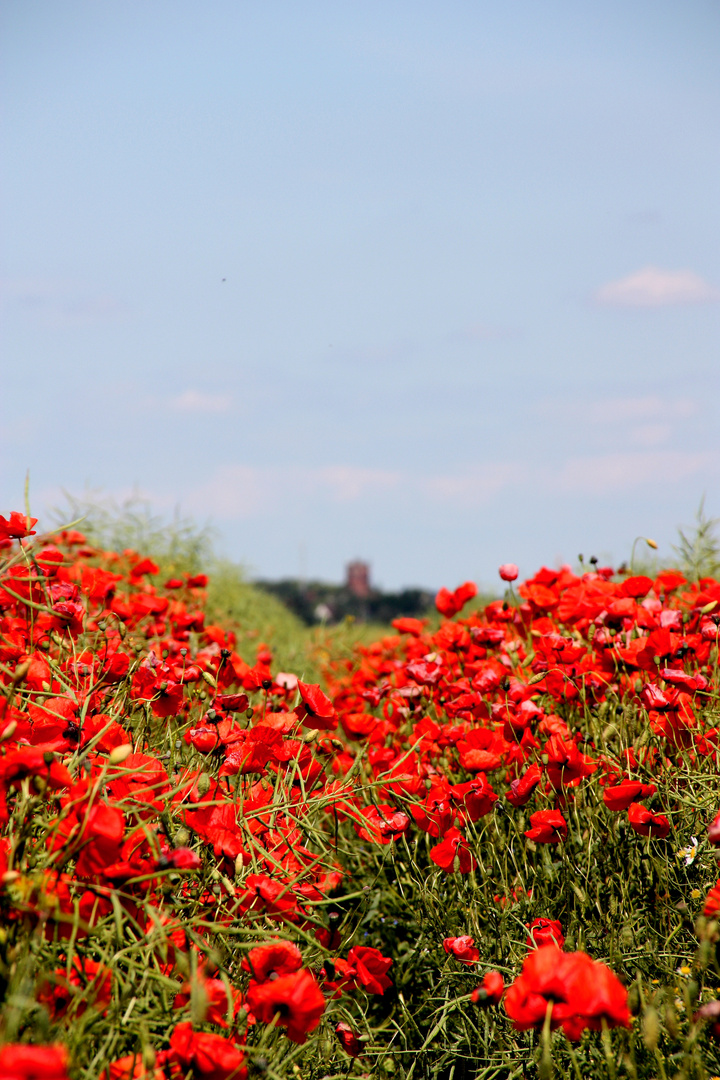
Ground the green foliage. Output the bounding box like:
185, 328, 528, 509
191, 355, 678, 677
674, 499, 720, 582
51, 489, 215, 578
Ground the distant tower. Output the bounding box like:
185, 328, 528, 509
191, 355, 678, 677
346, 560, 371, 598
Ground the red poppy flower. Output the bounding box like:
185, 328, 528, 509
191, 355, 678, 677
627, 802, 671, 838
174, 975, 242, 1028
39, 958, 112, 1020
106, 1053, 165, 1079
0, 511, 38, 541
526, 918, 564, 950
128, 557, 159, 581
245, 968, 325, 1043
498, 564, 519, 582
163, 847, 202, 871
708, 808, 720, 845
504, 945, 630, 1040
524, 809, 567, 844
456, 728, 508, 772
0, 1044, 70, 1080
471, 970, 504, 1005
242, 941, 303, 982
507, 763, 542, 807
443, 935, 480, 963
619, 575, 653, 599
0, 749, 72, 824
345, 945, 394, 994
430, 828, 477, 873
603, 781, 657, 812
544, 735, 597, 790
451, 775, 498, 820
355, 804, 410, 844
703, 880, 720, 916
168, 1023, 247, 1079
335, 1021, 362, 1057
660, 667, 708, 693
435, 581, 477, 618
296, 681, 338, 731
391, 617, 426, 635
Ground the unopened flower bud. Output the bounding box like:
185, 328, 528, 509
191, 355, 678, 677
109, 744, 133, 765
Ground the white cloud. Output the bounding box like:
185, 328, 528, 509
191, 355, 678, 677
311, 466, 401, 501
169, 390, 232, 413
586, 395, 697, 425
628, 424, 672, 448
159, 448, 720, 524
184, 464, 402, 517
422, 463, 522, 504
185, 466, 267, 518
595, 266, 720, 307
552, 451, 715, 495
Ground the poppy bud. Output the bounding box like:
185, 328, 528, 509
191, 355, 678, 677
108, 744, 133, 766
498, 564, 519, 582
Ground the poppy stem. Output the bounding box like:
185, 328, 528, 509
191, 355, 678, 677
539, 1000, 553, 1080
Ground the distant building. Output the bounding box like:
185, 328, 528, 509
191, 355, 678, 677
346, 560, 371, 599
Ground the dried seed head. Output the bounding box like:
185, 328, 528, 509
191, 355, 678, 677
643, 1006, 660, 1050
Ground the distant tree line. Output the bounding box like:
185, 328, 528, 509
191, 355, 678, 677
253, 578, 435, 626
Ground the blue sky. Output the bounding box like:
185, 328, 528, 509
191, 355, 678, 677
2, 0, 719, 589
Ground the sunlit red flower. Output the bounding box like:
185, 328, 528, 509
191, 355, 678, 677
335, 1021, 362, 1057
242, 941, 303, 982
435, 581, 477, 618
106, 1053, 165, 1079
471, 970, 504, 1005
296, 681, 338, 731
451, 775, 498, 820
708, 808, 720, 845
168, 1022, 246, 1079
0, 511, 38, 541
526, 918, 564, 950
344, 945, 394, 994
703, 879, 720, 916
430, 828, 477, 873
498, 564, 519, 582
504, 945, 630, 1040
603, 781, 656, 812
507, 763, 543, 807
245, 969, 325, 1043
627, 802, 671, 839
524, 809, 567, 844
443, 935, 480, 963
0, 1044, 70, 1080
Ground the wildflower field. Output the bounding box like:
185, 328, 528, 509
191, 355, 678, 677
3, 508, 720, 1080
